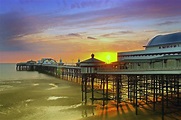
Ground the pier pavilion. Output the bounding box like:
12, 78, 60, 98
16, 32, 181, 120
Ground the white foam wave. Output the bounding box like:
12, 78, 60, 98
47, 83, 58, 90
33, 83, 39, 86
0, 85, 13, 91
25, 99, 34, 102
58, 103, 82, 110
47, 96, 68, 101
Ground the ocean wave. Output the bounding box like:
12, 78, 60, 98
33, 83, 39, 86
0, 85, 13, 91
47, 96, 68, 101
47, 83, 58, 90
25, 99, 34, 102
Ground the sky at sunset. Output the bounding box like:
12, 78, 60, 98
0, 0, 181, 63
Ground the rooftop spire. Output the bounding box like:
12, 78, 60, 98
91, 53, 94, 58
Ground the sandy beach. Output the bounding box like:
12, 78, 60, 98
0, 77, 180, 120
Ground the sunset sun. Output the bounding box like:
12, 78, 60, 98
106, 54, 111, 64
96, 52, 117, 64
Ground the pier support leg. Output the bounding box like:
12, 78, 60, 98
116, 75, 120, 109
91, 75, 94, 105
81, 76, 84, 102
135, 75, 138, 115
177, 75, 180, 106
103, 76, 105, 106
106, 75, 109, 105
128, 76, 130, 100
85, 75, 87, 104
153, 75, 156, 111
145, 75, 148, 104
161, 75, 165, 120
166, 76, 168, 108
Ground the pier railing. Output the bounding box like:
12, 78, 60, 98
97, 64, 181, 73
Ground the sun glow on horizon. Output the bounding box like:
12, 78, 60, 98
95, 52, 117, 64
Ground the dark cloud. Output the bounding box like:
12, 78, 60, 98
0, 11, 51, 51
70, 0, 109, 9
119, 31, 134, 34
87, 36, 96, 40
101, 30, 134, 38
67, 33, 82, 37
156, 21, 180, 26
0, 12, 30, 40
0, 12, 32, 51
122, 0, 181, 19
0, 40, 26, 51
144, 30, 159, 33
101, 33, 112, 37
61, 0, 181, 28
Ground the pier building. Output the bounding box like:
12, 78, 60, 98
117, 32, 181, 71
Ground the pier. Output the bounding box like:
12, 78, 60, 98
16, 32, 181, 120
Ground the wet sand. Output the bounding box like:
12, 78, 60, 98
0, 78, 180, 120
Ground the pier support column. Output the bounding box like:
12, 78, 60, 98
176, 75, 180, 106
128, 76, 130, 100
106, 75, 109, 105
116, 75, 120, 109
153, 75, 156, 111
135, 75, 138, 115
85, 75, 88, 104
81, 75, 84, 102
145, 75, 148, 104
161, 75, 165, 120
91, 74, 95, 104
166, 76, 169, 108
102, 75, 105, 106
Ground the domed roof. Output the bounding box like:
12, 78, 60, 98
146, 32, 181, 47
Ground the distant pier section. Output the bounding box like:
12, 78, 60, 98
16, 60, 37, 71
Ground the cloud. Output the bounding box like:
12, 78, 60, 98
119, 31, 134, 34
123, 0, 181, 19
67, 33, 82, 37
101, 30, 134, 38
69, 0, 112, 10
144, 30, 159, 33
87, 36, 97, 40
59, 0, 181, 28
0, 12, 31, 40
0, 12, 34, 51
156, 21, 180, 26
0, 11, 57, 51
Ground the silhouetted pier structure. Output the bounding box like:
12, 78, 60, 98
16, 32, 181, 120
16, 60, 36, 71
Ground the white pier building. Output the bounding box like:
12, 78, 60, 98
115, 32, 181, 73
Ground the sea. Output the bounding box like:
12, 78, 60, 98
0, 63, 51, 81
